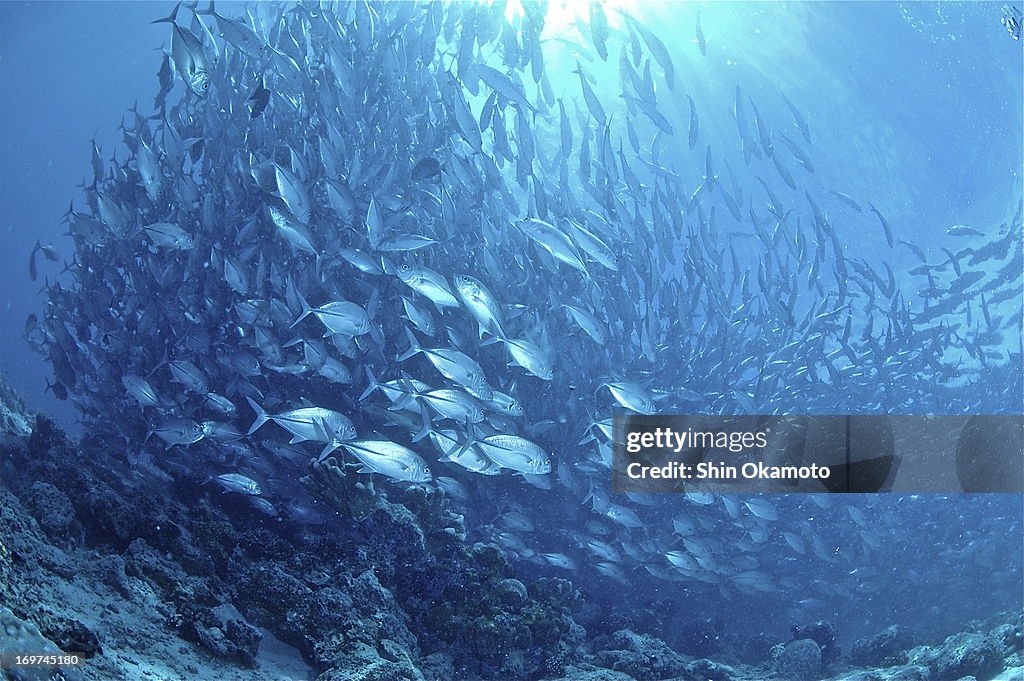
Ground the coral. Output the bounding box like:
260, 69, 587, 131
235, 563, 313, 647
418, 651, 455, 681
194, 618, 263, 666
0, 373, 33, 437
851, 625, 913, 667
772, 638, 822, 679
833, 666, 930, 681
792, 619, 840, 665
739, 632, 776, 664
22, 482, 79, 540
546, 667, 635, 681
123, 538, 185, 593
590, 629, 689, 681
312, 640, 424, 681
675, 617, 725, 657
0, 607, 84, 681
38, 616, 102, 659
909, 632, 1004, 681
542, 641, 573, 677
684, 658, 737, 681
992, 613, 1023, 663
4, 371, 1018, 681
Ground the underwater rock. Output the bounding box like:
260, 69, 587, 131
590, 629, 689, 680
123, 538, 186, 593
38, 615, 102, 660
674, 617, 724, 657
0, 373, 33, 437
833, 665, 930, 681
851, 625, 914, 667
792, 619, 840, 665
22, 481, 79, 540
909, 632, 1004, 681
344, 570, 419, 655
313, 640, 423, 681
418, 651, 456, 681
0, 486, 77, 584
683, 658, 737, 680
236, 562, 313, 647
541, 640, 574, 677
772, 637, 822, 679
545, 667, 635, 681
25, 415, 71, 459
738, 632, 776, 664
992, 613, 1023, 665
0, 607, 83, 681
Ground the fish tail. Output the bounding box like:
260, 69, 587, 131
368, 322, 385, 348
397, 327, 422, 362
317, 440, 341, 462
290, 288, 313, 328
411, 404, 432, 443
582, 478, 596, 507
358, 367, 380, 402
479, 332, 503, 347
460, 423, 482, 459
245, 396, 270, 435
151, 1, 182, 25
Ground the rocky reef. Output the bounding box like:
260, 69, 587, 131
1, 375, 1021, 681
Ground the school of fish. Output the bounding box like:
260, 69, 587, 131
25, 0, 1023, 607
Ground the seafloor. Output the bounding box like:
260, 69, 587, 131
0, 375, 1020, 681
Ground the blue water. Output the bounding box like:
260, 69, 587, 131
0, 1, 1021, 677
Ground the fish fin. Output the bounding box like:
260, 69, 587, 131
151, 1, 182, 25
457, 423, 482, 460
390, 392, 416, 411
479, 334, 503, 347
368, 322, 385, 347
318, 440, 340, 462
397, 326, 421, 362
288, 434, 307, 444
148, 346, 170, 378
244, 396, 269, 435
289, 288, 313, 328
412, 405, 432, 443
358, 366, 380, 402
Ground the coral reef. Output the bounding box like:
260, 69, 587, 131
771, 638, 823, 679
1, 376, 1021, 681
851, 626, 914, 668
908, 632, 1005, 681
792, 620, 840, 666
590, 630, 689, 680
